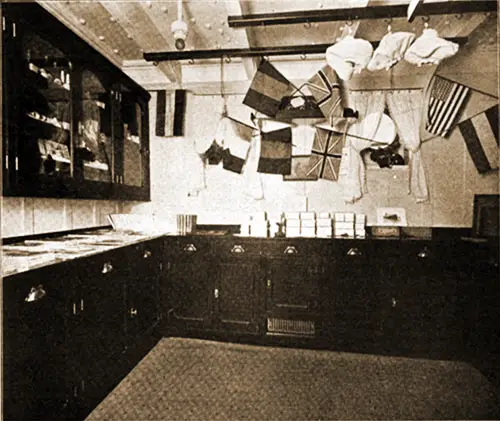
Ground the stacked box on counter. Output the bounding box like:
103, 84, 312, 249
284, 212, 301, 237
316, 212, 333, 238
355, 213, 366, 238
250, 212, 269, 237
334, 212, 355, 238
300, 212, 316, 237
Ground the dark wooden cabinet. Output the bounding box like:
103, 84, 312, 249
377, 241, 462, 359
213, 238, 263, 334
265, 239, 325, 338
165, 236, 214, 331
164, 236, 263, 335
1, 3, 150, 201
2, 238, 162, 421
2, 261, 79, 421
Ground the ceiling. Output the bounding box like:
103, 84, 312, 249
39, 0, 497, 89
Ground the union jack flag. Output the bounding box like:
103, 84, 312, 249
305, 127, 344, 181
306, 65, 343, 119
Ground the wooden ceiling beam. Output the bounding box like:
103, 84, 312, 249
98, 1, 182, 83
227, 1, 497, 27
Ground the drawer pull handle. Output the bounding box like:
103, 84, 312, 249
143, 250, 152, 259
184, 243, 197, 252
101, 262, 113, 274
25, 285, 46, 303
347, 247, 362, 256
284, 246, 298, 254
391, 297, 397, 308
231, 245, 245, 253
129, 308, 138, 317
417, 247, 430, 258
214, 288, 219, 299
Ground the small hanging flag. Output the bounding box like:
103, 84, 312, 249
243, 60, 294, 118
458, 105, 499, 174
426, 75, 470, 137
305, 127, 344, 181
221, 116, 256, 174
306, 65, 343, 119
257, 127, 292, 175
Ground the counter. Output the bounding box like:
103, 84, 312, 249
1, 228, 169, 277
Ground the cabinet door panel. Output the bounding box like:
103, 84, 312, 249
76, 252, 127, 362
168, 255, 212, 328
216, 258, 261, 334
3, 263, 76, 421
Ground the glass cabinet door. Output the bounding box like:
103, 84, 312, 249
120, 87, 145, 187
75, 69, 113, 183
18, 27, 72, 185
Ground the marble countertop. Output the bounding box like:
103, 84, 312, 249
1, 229, 170, 277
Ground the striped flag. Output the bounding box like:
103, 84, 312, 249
305, 127, 344, 181
306, 65, 343, 119
458, 105, 499, 173
426, 76, 470, 137
257, 127, 292, 174
243, 60, 294, 118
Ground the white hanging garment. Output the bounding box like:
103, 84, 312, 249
367, 31, 416, 71
326, 35, 374, 80
404, 28, 459, 66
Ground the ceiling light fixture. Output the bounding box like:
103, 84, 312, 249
171, 0, 188, 51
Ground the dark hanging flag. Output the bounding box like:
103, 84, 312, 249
221, 117, 256, 174
305, 127, 344, 181
426, 76, 470, 137
243, 60, 294, 118
306, 65, 343, 119
257, 127, 292, 175
458, 105, 499, 173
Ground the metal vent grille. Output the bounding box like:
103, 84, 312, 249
267, 318, 315, 336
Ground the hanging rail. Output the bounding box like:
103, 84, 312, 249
227, 1, 497, 27
144, 37, 468, 62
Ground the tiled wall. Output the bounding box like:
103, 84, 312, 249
1, 197, 125, 238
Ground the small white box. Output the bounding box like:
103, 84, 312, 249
250, 221, 268, 237
355, 231, 366, 238
316, 227, 333, 238
344, 213, 355, 222
335, 221, 354, 230
284, 212, 301, 220
355, 214, 366, 224
334, 229, 354, 238
334, 213, 345, 222
300, 212, 316, 220
301, 227, 316, 237
286, 227, 301, 237
286, 219, 301, 227
317, 212, 331, 219
355, 223, 366, 231
301, 219, 316, 228
316, 218, 332, 227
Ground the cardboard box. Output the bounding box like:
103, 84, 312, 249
301, 219, 316, 228
355, 213, 366, 224
286, 227, 301, 237
335, 221, 354, 230
334, 213, 345, 222
317, 212, 331, 219
284, 212, 301, 220
301, 227, 316, 237
344, 213, 355, 222
285, 219, 301, 227
300, 212, 316, 220
316, 218, 332, 227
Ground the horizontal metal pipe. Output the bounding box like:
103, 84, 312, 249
143, 37, 469, 62
227, 1, 497, 27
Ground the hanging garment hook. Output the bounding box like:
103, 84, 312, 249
304, 21, 311, 29
224, 55, 232, 64
301, 53, 307, 60
384, 17, 392, 33
422, 15, 430, 28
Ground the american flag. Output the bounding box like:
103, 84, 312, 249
426, 76, 470, 137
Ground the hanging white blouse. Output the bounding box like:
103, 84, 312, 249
326, 35, 374, 80
367, 31, 416, 71
404, 28, 459, 66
